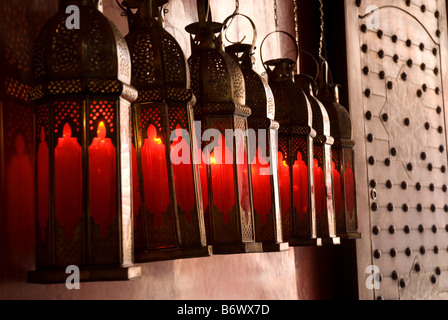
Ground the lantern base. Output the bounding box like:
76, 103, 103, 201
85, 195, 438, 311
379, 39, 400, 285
321, 237, 342, 246
339, 231, 362, 240
212, 242, 263, 255
134, 245, 213, 262
288, 238, 323, 247
27, 265, 142, 284
261, 242, 290, 252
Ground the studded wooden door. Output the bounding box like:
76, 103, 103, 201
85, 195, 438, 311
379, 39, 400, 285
345, 0, 448, 300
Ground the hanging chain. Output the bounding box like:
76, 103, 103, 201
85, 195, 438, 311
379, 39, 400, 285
273, 0, 279, 31
293, 0, 299, 50
293, 0, 300, 72
318, 0, 326, 60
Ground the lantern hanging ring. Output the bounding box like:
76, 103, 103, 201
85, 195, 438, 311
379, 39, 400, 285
222, 12, 257, 54
260, 30, 299, 71
298, 49, 320, 83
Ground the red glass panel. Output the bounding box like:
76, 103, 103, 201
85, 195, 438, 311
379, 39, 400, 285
37, 127, 49, 243
313, 158, 325, 221
236, 130, 251, 220
210, 134, 235, 224
141, 124, 170, 228
332, 160, 342, 218
54, 123, 82, 242
171, 125, 195, 223
344, 160, 355, 219
293, 152, 308, 221
132, 143, 140, 228
251, 147, 272, 225
277, 151, 291, 229
89, 121, 117, 239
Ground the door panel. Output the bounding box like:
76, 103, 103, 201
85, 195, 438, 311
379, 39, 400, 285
346, 0, 448, 300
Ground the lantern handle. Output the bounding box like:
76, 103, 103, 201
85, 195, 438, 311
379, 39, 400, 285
260, 30, 299, 72
222, 13, 257, 55
318, 57, 335, 87
298, 49, 320, 84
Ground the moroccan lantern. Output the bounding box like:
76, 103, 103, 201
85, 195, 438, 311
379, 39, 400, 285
295, 72, 339, 245
28, 0, 141, 283
224, 13, 287, 252
317, 60, 361, 240
123, 0, 212, 262
185, 0, 262, 254
262, 31, 320, 246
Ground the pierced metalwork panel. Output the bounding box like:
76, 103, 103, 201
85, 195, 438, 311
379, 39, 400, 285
354, 0, 448, 300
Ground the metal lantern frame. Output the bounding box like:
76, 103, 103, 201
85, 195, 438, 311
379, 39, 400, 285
224, 13, 287, 252
295, 67, 339, 245
262, 31, 320, 247
28, 0, 141, 283
185, 0, 262, 254
317, 59, 361, 240
123, 0, 212, 262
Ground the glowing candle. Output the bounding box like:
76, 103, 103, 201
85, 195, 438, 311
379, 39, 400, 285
55, 123, 82, 242
210, 134, 235, 224
332, 160, 342, 219
37, 127, 49, 243
344, 161, 355, 219
277, 151, 291, 237
171, 125, 195, 224
293, 152, 308, 221
141, 124, 170, 228
89, 121, 117, 239
251, 147, 272, 225
313, 158, 325, 221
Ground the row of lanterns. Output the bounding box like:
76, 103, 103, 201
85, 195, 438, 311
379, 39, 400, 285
27, 0, 360, 283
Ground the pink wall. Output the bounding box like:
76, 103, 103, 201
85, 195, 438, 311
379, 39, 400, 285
0, 0, 357, 300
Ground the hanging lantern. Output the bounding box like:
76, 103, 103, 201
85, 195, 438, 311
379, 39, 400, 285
317, 60, 361, 240
123, 0, 212, 262
295, 71, 339, 245
262, 31, 320, 246
28, 0, 141, 283
185, 0, 262, 254
224, 14, 287, 252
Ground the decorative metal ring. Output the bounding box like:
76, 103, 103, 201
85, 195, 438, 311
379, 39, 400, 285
260, 30, 299, 71
222, 12, 257, 54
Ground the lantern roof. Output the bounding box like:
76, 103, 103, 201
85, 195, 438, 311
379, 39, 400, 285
316, 60, 352, 143
226, 43, 275, 122
186, 1, 248, 117
266, 58, 314, 137
125, 1, 191, 103
31, 0, 136, 102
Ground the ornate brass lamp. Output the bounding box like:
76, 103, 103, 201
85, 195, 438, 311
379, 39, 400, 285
295, 70, 339, 245
224, 13, 288, 252
123, 0, 212, 262
185, 0, 262, 254
28, 0, 141, 283
317, 60, 361, 240
262, 31, 320, 246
